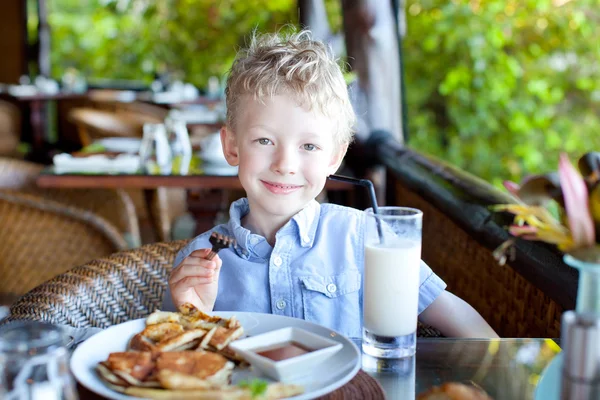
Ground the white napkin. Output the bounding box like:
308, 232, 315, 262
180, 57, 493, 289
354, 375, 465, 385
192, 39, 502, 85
53, 153, 140, 174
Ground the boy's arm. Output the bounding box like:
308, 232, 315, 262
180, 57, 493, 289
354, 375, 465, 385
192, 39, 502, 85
419, 290, 499, 338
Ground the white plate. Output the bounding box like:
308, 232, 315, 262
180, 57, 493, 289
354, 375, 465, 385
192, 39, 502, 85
95, 138, 142, 154
70, 312, 360, 400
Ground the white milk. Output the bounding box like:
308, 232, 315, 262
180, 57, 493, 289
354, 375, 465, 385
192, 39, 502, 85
364, 241, 421, 337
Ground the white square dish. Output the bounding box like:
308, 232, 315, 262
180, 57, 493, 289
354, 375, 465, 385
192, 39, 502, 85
229, 327, 343, 381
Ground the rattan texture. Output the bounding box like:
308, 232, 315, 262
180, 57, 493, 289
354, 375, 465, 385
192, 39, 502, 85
0, 190, 128, 305
7, 240, 189, 327
0, 157, 141, 247
395, 184, 562, 338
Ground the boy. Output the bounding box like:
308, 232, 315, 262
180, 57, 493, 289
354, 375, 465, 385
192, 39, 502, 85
163, 30, 498, 339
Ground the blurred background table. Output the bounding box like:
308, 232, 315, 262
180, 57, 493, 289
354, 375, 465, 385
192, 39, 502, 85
36, 168, 355, 238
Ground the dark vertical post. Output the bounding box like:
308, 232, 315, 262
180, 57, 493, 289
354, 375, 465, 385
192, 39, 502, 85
37, 0, 51, 77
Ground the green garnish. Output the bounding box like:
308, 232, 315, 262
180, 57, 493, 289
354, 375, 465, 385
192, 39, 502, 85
238, 379, 268, 399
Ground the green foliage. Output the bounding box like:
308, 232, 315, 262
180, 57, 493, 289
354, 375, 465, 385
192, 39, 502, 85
48, 0, 297, 88
403, 0, 600, 185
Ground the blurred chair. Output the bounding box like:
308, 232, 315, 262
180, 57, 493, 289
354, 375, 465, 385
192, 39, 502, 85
5, 240, 441, 339
0, 99, 21, 157
68, 107, 159, 147
0, 157, 141, 247
115, 101, 169, 121
0, 190, 128, 305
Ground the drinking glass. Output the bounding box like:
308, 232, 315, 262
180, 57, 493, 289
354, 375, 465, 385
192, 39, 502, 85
139, 123, 172, 175
0, 322, 78, 400
362, 206, 423, 358
165, 114, 192, 175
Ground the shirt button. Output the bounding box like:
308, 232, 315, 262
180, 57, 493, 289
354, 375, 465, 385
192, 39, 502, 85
273, 256, 283, 267
250, 236, 259, 245
327, 283, 337, 294
276, 299, 286, 310
302, 235, 310, 244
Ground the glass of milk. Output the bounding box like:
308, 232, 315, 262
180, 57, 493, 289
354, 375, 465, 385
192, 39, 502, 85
362, 206, 422, 358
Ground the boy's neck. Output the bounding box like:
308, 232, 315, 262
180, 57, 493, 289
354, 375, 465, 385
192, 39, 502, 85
241, 212, 290, 246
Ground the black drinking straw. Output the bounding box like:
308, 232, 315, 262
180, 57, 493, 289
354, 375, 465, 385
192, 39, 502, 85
328, 174, 384, 242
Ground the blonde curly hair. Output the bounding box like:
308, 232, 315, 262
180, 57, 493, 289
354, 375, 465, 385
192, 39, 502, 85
225, 30, 356, 146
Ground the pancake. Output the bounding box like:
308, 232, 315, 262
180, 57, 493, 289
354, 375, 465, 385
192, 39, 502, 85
156, 351, 234, 389
142, 322, 185, 342
209, 326, 244, 351
156, 329, 207, 352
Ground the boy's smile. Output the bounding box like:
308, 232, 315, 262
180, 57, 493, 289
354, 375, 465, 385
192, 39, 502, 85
220, 94, 347, 239
260, 180, 304, 195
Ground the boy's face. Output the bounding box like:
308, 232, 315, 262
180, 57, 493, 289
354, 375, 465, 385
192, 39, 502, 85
221, 94, 347, 222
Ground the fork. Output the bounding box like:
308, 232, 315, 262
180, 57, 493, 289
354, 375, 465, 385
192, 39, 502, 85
207, 232, 236, 260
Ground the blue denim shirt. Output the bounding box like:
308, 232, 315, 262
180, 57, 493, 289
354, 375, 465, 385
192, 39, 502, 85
163, 198, 446, 339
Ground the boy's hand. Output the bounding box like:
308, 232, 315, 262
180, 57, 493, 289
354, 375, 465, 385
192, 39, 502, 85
169, 249, 222, 313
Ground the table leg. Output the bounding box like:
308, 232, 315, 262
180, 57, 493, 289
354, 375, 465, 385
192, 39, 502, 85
29, 100, 47, 155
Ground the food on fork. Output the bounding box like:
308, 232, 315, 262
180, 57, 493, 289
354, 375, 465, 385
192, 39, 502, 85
417, 382, 493, 400
96, 303, 304, 399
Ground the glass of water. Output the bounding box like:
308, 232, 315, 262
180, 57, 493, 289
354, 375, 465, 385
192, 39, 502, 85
139, 123, 172, 175
0, 321, 78, 399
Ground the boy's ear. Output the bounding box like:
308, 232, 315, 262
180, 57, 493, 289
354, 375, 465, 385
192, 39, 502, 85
220, 126, 239, 166
327, 143, 349, 176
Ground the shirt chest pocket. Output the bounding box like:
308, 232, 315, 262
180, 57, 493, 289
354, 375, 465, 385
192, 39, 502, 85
298, 271, 362, 339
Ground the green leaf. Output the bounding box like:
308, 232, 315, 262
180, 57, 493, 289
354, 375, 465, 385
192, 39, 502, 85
238, 379, 269, 399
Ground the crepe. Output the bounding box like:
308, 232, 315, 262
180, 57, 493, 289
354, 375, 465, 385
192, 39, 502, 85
96, 303, 304, 399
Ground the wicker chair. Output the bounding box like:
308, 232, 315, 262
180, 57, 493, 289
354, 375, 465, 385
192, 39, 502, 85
0, 190, 128, 305
68, 107, 162, 147
0, 157, 141, 247
6, 239, 442, 337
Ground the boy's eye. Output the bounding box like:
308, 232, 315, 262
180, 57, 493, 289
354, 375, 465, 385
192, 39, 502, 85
303, 144, 318, 151
257, 138, 272, 145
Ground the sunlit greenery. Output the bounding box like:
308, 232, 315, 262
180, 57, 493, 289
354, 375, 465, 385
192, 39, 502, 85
45, 0, 600, 185
48, 0, 298, 88
403, 0, 600, 185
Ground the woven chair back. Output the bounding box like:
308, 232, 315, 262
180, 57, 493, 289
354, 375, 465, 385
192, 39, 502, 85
0, 157, 141, 247
7, 240, 188, 327
0, 190, 128, 305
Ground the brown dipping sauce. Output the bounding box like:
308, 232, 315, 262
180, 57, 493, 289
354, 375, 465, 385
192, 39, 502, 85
255, 341, 314, 361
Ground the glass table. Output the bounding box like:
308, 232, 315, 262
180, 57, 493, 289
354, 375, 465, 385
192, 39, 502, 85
362, 338, 560, 400
76, 338, 560, 399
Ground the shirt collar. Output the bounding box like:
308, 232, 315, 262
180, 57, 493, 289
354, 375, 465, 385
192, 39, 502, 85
226, 198, 321, 258
290, 199, 320, 248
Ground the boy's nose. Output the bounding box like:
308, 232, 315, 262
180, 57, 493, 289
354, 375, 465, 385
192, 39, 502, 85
272, 148, 297, 175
